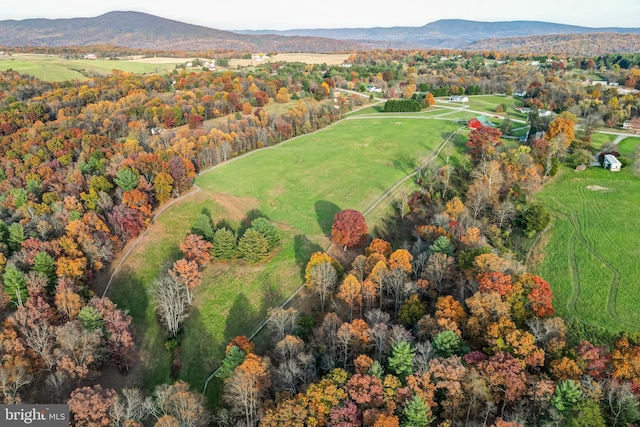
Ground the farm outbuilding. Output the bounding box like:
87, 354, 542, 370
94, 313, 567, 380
603, 154, 622, 172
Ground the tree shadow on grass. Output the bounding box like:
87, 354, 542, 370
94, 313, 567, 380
392, 152, 418, 174
107, 266, 173, 393
293, 234, 324, 281
315, 200, 341, 238
214, 218, 238, 234
238, 208, 269, 237
178, 307, 221, 408
223, 293, 260, 345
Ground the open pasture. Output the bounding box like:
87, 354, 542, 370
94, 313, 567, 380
108, 114, 460, 401
533, 165, 640, 333
0, 53, 185, 81
228, 53, 351, 68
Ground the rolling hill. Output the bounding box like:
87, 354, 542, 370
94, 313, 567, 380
238, 19, 640, 49
1, 12, 639, 55
0, 11, 379, 53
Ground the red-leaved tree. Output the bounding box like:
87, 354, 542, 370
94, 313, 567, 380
466, 125, 503, 163
331, 209, 368, 250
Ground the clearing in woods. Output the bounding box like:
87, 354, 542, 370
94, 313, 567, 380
106, 111, 463, 405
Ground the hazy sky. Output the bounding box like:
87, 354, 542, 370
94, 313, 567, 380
2, 0, 639, 31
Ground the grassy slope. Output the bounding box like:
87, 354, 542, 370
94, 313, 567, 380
533, 164, 640, 333
0, 55, 183, 81
108, 113, 459, 403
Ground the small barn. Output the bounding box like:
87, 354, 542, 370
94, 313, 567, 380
603, 154, 622, 172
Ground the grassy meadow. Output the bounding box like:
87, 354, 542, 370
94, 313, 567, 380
533, 162, 640, 333
108, 111, 461, 404
0, 54, 185, 81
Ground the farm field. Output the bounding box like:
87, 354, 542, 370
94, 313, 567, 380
0, 53, 186, 81
107, 114, 461, 403
228, 53, 351, 68
533, 163, 640, 333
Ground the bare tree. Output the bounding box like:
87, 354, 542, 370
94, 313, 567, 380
312, 312, 341, 371
309, 261, 338, 312
152, 381, 210, 427
55, 321, 103, 379
266, 307, 299, 343
0, 364, 33, 403
381, 267, 411, 318
272, 335, 311, 395
424, 252, 454, 294
350, 255, 367, 283
465, 179, 491, 220
148, 275, 190, 337
336, 323, 353, 369
12, 300, 57, 371
413, 341, 436, 374
110, 388, 149, 426
579, 113, 603, 142
605, 380, 640, 427
494, 200, 516, 229
472, 159, 504, 197
364, 308, 391, 327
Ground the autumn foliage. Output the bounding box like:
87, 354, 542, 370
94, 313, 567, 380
331, 209, 368, 249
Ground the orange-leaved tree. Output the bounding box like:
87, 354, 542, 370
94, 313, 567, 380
331, 209, 368, 250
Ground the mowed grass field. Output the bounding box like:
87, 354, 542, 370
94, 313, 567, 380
107, 113, 460, 403
0, 54, 185, 81
533, 153, 640, 333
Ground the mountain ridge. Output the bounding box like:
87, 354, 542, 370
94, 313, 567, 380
1, 11, 639, 54
237, 18, 640, 48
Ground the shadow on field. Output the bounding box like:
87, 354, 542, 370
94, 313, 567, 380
239, 208, 270, 235
178, 307, 221, 391
224, 293, 260, 344
294, 234, 324, 282
110, 266, 152, 333
315, 200, 341, 238
392, 152, 417, 174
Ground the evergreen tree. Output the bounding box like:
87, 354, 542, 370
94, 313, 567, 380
552, 379, 583, 413
429, 235, 455, 256
3, 264, 27, 305
250, 217, 280, 250
433, 329, 462, 358
114, 168, 139, 192
78, 306, 106, 331
369, 360, 385, 379
388, 341, 415, 379
7, 222, 25, 253
238, 229, 270, 263
211, 227, 238, 260
402, 394, 434, 427
33, 251, 57, 290
191, 213, 215, 242
215, 346, 246, 379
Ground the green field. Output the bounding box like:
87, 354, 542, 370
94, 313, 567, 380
108, 114, 461, 403
533, 162, 640, 333
466, 94, 521, 113
0, 54, 185, 81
